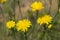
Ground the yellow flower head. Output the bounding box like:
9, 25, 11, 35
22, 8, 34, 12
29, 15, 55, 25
6, 20, 15, 29
31, 1, 44, 11
0, 0, 6, 3
48, 24, 52, 28
16, 19, 31, 32
37, 15, 52, 25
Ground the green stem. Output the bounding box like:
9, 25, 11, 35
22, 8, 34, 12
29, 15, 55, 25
39, 25, 46, 40
17, 0, 23, 19
36, 11, 39, 19
39, 30, 46, 40
11, 28, 17, 40
53, 10, 59, 20
49, 0, 52, 13
13, 33, 17, 40
53, 0, 59, 20
24, 32, 27, 40
13, 0, 16, 21
20, 32, 24, 40
31, 11, 39, 40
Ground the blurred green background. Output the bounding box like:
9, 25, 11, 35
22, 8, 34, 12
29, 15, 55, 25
0, 0, 60, 40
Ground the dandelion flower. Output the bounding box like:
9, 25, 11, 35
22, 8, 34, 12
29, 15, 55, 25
6, 20, 15, 29
37, 15, 52, 25
0, 0, 6, 3
16, 19, 31, 32
31, 1, 44, 11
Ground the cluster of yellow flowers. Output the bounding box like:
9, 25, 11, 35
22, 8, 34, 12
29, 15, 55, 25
37, 15, 52, 25
37, 15, 52, 28
31, 1, 53, 28
6, 15, 53, 32
0, 0, 6, 3
6, 1, 53, 32
6, 19, 31, 32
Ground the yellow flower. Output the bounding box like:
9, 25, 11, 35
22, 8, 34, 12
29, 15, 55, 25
48, 24, 52, 28
0, 0, 6, 3
16, 19, 31, 32
6, 20, 15, 29
31, 1, 44, 11
59, 8, 60, 13
37, 15, 52, 25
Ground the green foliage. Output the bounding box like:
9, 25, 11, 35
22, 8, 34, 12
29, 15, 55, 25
0, 0, 60, 40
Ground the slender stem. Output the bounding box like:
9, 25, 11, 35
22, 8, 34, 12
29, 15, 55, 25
31, 11, 39, 40
13, 32, 17, 40
40, 31, 46, 40
13, 0, 16, 21
39, 25, 46, 40
11, 28, 17, 40
20, 32, 24, 40
17, 0, 23, 19
36, 11, 39, 19
0, 6, 7, 39
53, 12, 58, 20
53, 0, 59, 20
24, 32, 27, 40
49, 0, 52, 14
